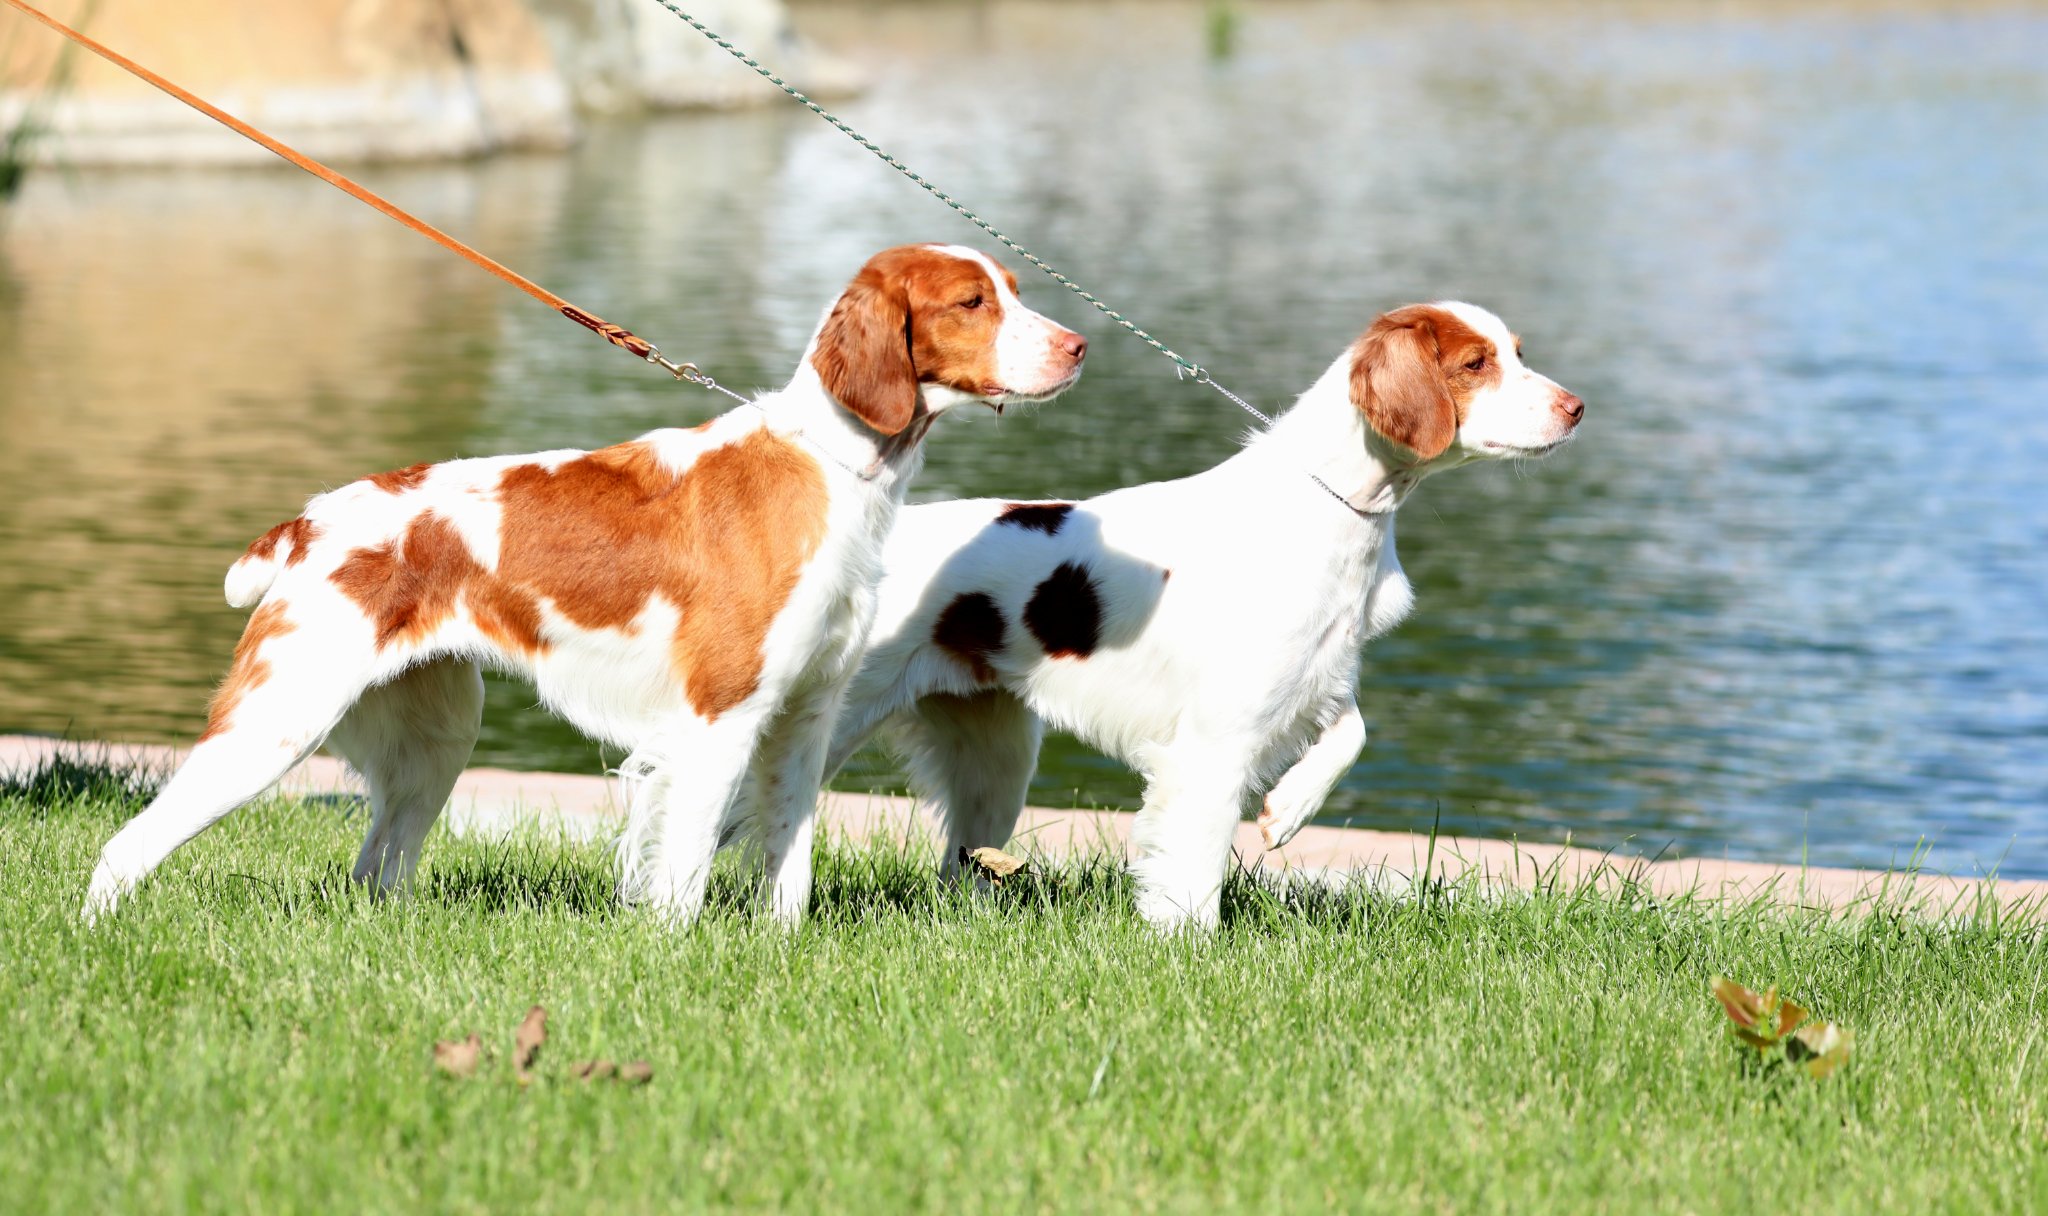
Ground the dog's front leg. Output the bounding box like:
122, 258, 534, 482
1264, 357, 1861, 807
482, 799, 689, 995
618, 709, 770, 927
1257, 701, 1367, 850
748, 678, 850, 926
1128, 742, 1259, 931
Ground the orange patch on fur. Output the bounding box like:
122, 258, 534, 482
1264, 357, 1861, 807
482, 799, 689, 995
198, 599, 296, 741
1430, 312, 1503, 414
329, 512, 549, 657
243, 517, 320, 567
1350, 305, 1503, 461
329, 513, 483, 650
326, 432, 828, 714
901, 253, 1006, 396
494, 430, 829, 720
813, 245, 1007, 437
468, 578, 547, 656
366, 462, 432, 493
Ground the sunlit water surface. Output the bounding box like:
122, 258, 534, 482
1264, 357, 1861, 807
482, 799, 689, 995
2, 0, 2043, 876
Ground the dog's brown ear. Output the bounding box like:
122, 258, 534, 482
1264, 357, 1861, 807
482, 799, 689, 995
812, 274, 918, 436
1350, 311, 1458, 462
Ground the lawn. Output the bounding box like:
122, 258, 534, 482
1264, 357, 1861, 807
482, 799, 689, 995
3, 759, 2044, 1214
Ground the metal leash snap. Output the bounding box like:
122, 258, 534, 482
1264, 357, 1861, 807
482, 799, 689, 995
645, 348, 697, 380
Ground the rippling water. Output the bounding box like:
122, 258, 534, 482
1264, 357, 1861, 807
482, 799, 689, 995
2, 0, 2042, 876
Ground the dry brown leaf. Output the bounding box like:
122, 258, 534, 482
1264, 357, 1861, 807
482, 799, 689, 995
433, 1033, 483, 1078
961, 845, 1028, 884
514, 1005, 548, 1080
618, 1060, 654, 1086
572, 1060, 617, 1082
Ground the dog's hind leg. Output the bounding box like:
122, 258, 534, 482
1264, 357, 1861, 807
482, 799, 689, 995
84, 604, 378, 922
820, 662, 918, 783
328, 658, 484, 895
897, 692, 1043, 879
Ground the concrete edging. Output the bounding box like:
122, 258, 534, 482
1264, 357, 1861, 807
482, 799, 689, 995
5, 734, 2039, 917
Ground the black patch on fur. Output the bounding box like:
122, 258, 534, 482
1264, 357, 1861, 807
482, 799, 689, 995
1023, 562, 1102, 659
932, 592, 1006, 682
997, 502, 1074, 536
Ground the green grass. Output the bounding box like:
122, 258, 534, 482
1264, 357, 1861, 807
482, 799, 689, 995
3, 763, 2045, 1214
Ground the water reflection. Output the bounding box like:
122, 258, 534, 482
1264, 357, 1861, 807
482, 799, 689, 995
1, 0, 2043, 877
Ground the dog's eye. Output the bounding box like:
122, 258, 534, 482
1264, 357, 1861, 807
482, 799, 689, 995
1464, 355, 1487, 372
959, 295, 984, 311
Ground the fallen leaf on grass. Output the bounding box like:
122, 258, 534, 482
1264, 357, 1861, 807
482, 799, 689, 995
571, 1059, 652, 1086
961, 846, 1028, 884
433, 1034, 483, 1078
434, 1007, 648, 1087
514, 1005, 548, 1083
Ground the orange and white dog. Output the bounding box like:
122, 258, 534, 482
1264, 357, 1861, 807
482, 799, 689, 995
84, 244, 1086, 926
821, 303, 1581, 929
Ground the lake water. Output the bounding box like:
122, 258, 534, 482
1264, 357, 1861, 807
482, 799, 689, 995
2, 0, 2044, 878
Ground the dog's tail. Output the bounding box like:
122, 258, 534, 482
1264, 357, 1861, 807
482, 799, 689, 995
224, 517, 315, 609
224, 552, 280, 609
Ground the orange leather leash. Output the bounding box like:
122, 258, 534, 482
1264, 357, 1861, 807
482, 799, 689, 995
2, 0, 700, 381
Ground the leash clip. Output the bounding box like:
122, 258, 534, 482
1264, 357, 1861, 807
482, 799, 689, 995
646, 348, 698, 381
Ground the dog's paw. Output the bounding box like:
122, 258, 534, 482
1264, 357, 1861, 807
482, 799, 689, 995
81, 873, 122, 926
1257, 795, 1314, 851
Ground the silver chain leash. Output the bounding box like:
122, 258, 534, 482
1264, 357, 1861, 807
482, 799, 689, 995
643, 4, 1409, 516
674, 364, 748, 405
646, 0, 1275, 433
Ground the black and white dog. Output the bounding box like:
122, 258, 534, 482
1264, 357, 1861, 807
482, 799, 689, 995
816, 302, 1583, 928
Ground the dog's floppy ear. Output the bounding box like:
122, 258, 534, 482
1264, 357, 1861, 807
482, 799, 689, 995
812, 273, 918, 437
1350, 312, 1457, 462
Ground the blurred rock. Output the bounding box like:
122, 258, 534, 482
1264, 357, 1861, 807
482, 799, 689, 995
525, 0, 862, 114
0, 0, 860, 165
0, 0, 575, 163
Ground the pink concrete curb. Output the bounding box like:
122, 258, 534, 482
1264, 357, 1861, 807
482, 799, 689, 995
6, 734, 2040, 917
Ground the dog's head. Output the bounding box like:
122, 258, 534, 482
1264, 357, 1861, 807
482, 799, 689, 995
1348, 302, 1583, 466
809, 244, 1088, 436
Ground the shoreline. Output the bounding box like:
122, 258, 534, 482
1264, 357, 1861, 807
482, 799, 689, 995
5, 733, 2039, 917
